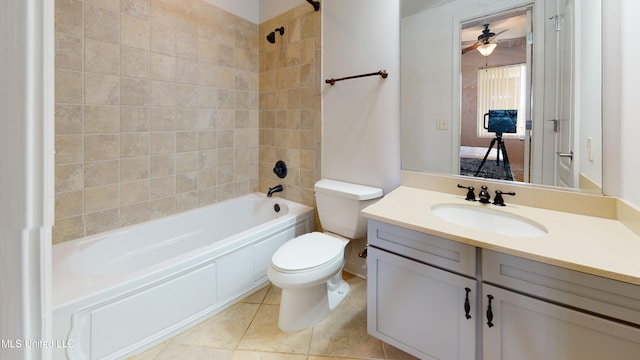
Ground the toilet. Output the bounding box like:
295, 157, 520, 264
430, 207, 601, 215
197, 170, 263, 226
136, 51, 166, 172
267, 179, 383, 331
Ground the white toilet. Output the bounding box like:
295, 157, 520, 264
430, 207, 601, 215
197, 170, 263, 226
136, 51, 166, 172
267, 179, 383, 331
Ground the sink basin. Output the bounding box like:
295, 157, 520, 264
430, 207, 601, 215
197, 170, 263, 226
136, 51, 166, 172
431, 203, 548, 238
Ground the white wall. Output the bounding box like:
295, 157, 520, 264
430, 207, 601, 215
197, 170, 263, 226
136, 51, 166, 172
1, 0, 53, 359
619, 0, 640, 207
204, 0, 308, 24
204, 0, 260, 24
321, 0, 401, 194
259, 0, 305, 22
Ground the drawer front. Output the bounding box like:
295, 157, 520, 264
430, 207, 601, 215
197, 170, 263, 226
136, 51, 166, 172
483, 249, 640, 325
368, 220, 476, 277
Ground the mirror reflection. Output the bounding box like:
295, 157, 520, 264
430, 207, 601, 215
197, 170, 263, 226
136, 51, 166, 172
400, 0, 602, 193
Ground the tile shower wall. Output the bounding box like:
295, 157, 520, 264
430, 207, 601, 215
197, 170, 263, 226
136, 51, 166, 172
54, 0, 260, 243
258, 4, 321, 210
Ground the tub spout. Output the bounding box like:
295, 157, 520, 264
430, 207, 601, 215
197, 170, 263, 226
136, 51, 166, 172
267, 184, 283, 197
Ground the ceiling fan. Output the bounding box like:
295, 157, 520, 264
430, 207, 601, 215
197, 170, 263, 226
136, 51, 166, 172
462, 24, 508, 55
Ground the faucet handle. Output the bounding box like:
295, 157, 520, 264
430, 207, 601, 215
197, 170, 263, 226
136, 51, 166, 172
457, 184, 477, 201
478, 186, 491, 204
493, 190, 516, 206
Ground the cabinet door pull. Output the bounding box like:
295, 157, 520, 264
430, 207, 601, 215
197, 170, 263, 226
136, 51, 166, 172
486, 294, 494, 328
464, 287, 472, 319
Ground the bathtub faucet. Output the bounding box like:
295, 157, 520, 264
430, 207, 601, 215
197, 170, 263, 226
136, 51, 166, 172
267, 184, 284, 197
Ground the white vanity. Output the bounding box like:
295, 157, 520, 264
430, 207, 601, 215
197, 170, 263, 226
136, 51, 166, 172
362, 176, 640, 360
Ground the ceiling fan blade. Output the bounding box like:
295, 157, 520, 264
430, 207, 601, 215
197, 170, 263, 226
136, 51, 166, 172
489, 28, 509, 41
462, 41, 480, 54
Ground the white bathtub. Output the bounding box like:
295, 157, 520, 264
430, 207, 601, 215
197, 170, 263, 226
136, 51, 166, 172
52, 193, 314, 360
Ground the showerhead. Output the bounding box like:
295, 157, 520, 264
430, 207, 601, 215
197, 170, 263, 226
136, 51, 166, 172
266, 26, 285, 44
266, 32, 275, 44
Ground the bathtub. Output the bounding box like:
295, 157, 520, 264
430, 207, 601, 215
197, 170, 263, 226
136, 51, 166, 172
52, 193, 314, 360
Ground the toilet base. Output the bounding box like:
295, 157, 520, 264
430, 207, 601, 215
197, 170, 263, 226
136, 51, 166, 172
277, 272, 350, 331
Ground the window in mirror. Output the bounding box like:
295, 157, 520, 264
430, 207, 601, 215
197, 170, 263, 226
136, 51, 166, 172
476, 64, 527, 139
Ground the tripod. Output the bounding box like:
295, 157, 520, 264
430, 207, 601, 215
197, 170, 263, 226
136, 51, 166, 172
474, 132, 511, 178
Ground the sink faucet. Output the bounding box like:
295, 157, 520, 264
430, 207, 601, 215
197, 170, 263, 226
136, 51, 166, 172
478, 186, 491, 204
457, 184, 477, 201
493, 190, 516, 206
267, 184, 283, 197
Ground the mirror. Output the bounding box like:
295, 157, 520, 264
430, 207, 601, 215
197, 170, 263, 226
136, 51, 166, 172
400, 0, 602, 193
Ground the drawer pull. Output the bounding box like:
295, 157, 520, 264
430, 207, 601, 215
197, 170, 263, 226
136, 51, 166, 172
486, 294, 495, 327
464, 287, 472, 319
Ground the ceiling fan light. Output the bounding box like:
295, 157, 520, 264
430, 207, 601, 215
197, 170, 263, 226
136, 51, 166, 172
477, 43, 497, 56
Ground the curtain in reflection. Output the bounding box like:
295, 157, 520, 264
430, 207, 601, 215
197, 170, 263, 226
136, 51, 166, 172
477, 64, 526, 138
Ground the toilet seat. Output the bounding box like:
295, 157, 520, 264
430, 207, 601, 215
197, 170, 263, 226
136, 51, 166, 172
271, 232, 345, 274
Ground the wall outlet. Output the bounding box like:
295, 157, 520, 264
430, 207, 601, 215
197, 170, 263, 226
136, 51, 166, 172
436, 119, 448, 130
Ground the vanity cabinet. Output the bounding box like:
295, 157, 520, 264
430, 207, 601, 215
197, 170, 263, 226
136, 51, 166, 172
367, 220, 478, 359
481, 250, 640, 360
367, 219, 640, 360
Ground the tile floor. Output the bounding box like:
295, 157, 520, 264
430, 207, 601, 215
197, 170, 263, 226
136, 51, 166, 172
129, 273, 419, 360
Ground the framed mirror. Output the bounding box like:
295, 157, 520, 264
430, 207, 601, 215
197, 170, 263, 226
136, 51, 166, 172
400, 0, 602, 193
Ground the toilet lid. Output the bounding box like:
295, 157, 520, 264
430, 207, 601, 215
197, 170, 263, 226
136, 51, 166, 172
271, 232, 344, 272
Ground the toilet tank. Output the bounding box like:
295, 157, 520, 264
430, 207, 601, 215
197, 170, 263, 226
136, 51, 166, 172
314, 179, 383, 239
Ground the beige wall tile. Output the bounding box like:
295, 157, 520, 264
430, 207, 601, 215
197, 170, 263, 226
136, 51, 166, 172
120, 180, 150, 206
85, 105, 120, 133
85, 73, 120, 105
85, 184, 119, 213
176, 58, 199, 85
176, 30, 198, 59
55, 105, 83, 134
121, 78, 150, 106
55, 135, 83, 164
55, 164, 84, 193
85, 208, 120, 235
176, 131, 197, 152
150, 0, 177, 27
176, 172, 197, 193
55, 0, 262, 242
56, 33, 83, 71
149, 107, 176, 130
120, 132, 150, 157
121, 106, 150, 132
150, 175, 175, 199
121, 46, 150, 78
120, 202, 150, 226
53, 216, 85, 244
150, 81, 177, 107
84, 134, 120, 161
176, 191, 198, 211
149, 52, 176, 82
150, 131, 176, 155
55, 0, 83, 36
85, 39, 120, 75
121, 13, 150, 50
84, 160, 120, 187
176, 84, 199, 108
55, 70, 83, 104
85, 5, 120, 44
121, 0, 150, 20
150, 154, 175, 177
176, 152, 197, 173
55, 190, 84, 220
149, 196, 176, 219
151, 22, 176, 56
121, 156, 150, 181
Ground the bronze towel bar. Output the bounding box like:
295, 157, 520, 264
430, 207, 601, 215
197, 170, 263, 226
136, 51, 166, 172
325, 70, 388, 86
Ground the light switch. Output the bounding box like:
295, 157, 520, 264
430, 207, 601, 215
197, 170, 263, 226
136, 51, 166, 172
436, 119, 448, 130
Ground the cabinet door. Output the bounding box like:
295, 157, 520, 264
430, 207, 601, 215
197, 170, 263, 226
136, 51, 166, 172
482, 284, 640, 360
367, 247, 476, 360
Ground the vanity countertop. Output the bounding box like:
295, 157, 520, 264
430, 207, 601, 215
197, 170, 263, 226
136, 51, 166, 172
362, 186, 640, 286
